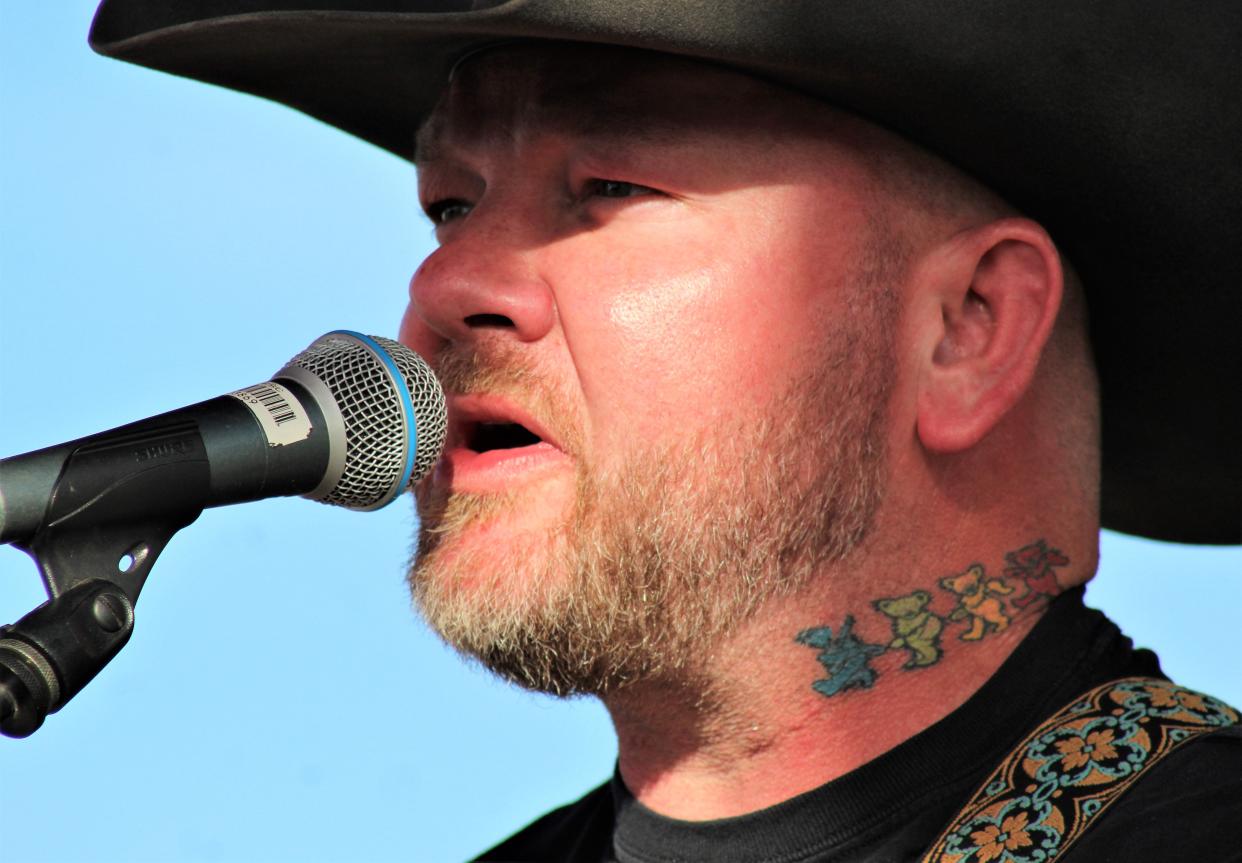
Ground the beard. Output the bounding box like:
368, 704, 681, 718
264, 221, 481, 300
409, 305, 893, 698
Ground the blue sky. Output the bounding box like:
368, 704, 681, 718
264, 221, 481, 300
1, 5, 1238, 862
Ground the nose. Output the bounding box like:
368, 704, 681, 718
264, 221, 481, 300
401, 223, 557, 357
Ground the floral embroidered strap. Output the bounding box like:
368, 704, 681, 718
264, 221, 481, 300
919, 677, 1239, 863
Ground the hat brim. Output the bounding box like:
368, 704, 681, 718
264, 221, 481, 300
89, 1, 1242, 544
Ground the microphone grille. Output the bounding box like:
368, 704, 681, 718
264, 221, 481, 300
281, 332, 447, 510
368, 334, 449, 486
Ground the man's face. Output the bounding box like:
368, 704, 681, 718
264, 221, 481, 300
400, 45, 898, 695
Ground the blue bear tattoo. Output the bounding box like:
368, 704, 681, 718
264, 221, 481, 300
795, 615, 887, 698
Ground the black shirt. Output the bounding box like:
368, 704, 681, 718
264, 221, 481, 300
475, 589, 1242, 862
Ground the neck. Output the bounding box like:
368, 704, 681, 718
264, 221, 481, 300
603, 532, 1095, 821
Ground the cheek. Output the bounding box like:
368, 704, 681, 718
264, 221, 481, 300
606, 269, 715, 349
554, 214, 833, 440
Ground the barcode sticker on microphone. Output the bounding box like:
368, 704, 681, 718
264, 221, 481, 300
229, 382, 312, 447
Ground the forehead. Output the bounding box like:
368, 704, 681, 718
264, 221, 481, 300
415, 44, 834, 162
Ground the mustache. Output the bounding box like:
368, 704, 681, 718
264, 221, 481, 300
433, 342, 538, 393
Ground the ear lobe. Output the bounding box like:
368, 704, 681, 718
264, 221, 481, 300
916, 220, 1063, 454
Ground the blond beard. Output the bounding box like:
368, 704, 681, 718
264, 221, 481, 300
407, 313, 894, 697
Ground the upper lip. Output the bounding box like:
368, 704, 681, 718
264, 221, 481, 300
447, 393, 564, 453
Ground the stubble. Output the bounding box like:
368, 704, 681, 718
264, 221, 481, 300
408, 291, 895, 697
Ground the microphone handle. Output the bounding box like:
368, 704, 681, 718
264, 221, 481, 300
0, 377, 333, 546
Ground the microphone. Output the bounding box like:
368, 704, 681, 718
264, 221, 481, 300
0, 331, 446, 736
0, 330, 448, 545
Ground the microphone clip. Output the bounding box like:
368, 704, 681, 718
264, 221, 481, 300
0, 423, 210, 737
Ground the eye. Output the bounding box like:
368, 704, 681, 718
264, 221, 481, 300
583, 179, 656, 200
424, 198, 472, 225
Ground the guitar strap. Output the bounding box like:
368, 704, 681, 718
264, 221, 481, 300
919, 677, 1239, 862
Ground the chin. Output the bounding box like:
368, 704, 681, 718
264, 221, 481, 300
410, 484, 563, 612
416, 524, 557, 599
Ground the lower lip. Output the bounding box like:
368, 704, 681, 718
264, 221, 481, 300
437, 441, 569, 492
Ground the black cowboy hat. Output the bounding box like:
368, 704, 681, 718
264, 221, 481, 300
88, 1, 1241, 544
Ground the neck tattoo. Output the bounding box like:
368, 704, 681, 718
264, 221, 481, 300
795, 539, 1069, 699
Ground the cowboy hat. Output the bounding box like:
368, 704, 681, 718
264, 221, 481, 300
88, 1, 1241, 544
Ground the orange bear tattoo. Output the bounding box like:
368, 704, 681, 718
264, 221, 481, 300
938, 564, 1014, 641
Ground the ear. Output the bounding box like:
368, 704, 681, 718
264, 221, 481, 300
914, 218, 1063, 454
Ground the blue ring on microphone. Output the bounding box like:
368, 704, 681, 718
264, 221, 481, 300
330, 329, 417, 505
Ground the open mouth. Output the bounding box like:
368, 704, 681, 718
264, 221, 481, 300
467, 421, 544, 452
439, 395, 567, 489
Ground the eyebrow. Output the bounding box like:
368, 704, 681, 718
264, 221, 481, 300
415, 94, 698, 166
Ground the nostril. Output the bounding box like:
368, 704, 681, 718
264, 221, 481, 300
464, 313, 515, 328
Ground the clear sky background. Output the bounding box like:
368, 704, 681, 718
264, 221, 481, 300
1, 5, 1238, 862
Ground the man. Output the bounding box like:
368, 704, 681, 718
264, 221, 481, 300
89, 2, 1240, 860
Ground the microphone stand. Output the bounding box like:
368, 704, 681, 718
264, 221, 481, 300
0, 424, 210, 737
